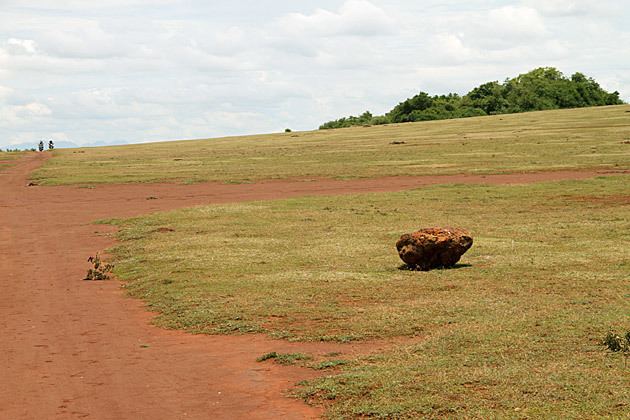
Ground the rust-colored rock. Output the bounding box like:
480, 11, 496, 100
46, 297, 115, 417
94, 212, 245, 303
396, 227, 473, 271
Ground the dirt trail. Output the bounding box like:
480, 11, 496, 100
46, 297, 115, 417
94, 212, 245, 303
1, 154, 627, 420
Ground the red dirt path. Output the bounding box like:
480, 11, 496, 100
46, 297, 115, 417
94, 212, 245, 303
1, 153, 627, 420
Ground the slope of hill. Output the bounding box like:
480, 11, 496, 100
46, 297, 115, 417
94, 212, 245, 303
31, 105, 630, 186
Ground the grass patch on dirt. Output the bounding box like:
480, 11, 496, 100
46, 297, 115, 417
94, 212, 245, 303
311, 359, 350, 370
33, 105, 630, 185
257, 352, 313, 365
106, 175, 629, 418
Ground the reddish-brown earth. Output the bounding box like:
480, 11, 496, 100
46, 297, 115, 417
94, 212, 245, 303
1, 153, 627, 420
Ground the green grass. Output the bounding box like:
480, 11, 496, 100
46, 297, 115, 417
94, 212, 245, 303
257, 352, 313, 365
106, 176, 629, 418
32, 105, 630, 185
311, 360, 349, 370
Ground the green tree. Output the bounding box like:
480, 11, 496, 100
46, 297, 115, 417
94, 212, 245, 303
319, 67, 624, 130
464, 81, 508, 114
387, 92, 433, 123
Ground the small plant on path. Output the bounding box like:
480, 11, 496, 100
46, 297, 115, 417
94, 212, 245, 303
85, 253, 114, 280
603, 330, 630, 367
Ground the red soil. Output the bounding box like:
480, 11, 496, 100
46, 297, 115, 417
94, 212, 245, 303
1, 153, 627, 419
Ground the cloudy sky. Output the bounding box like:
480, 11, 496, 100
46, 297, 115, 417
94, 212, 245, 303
1, 0, 629, 148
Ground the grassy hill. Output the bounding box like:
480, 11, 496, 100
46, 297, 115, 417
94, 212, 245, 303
35, 105, 630, 418
32, 105, 630, 186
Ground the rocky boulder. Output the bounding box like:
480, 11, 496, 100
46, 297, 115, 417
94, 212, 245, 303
396, 227, 473, 271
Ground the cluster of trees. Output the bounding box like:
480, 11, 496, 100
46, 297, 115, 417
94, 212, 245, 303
2, 147, 35, 152
319, 111, 390, 129
319, 67, 624, 129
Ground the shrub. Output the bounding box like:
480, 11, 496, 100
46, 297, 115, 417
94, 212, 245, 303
85, 253, 114, 280
603, 331, 630, 354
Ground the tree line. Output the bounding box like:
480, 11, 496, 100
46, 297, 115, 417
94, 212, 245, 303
319, 67, 624, 129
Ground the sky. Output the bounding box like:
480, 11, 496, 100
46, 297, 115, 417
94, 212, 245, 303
1, 0, 629, 148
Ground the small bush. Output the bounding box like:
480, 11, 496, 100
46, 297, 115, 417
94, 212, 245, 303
603, 331, 630, 354
85, 253, 114, 280
285, 128, 292, 133
257, 351, 279, 362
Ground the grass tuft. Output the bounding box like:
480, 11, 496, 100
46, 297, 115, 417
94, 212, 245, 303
311, 360, 349, 370
256, 352, 312, 365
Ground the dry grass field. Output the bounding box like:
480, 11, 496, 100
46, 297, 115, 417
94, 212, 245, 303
33, 105, 630, 418
104, 177, 629, 418
32, 105, 630, 186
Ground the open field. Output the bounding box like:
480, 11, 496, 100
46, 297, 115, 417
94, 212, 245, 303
32, 105, 630, 185
11, 106, 630, 419
6, 2, 630, 419
105, 176, 630, 418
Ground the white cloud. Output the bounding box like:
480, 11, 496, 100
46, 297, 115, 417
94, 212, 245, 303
19, 102, 52, 116
524, 0, 621, 17
7, 38, 38, 54
444, 6, 549, 51
0, 85, 12, 101
429, 33, 480, 65
266, 1, 399, 71
276, 0, 397, 38
486, 6, 547, 39
0, 102, 52, 126
37, 21, 127, 59
2, 0, 181, 9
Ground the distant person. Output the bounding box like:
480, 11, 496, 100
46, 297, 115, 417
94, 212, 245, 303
38, 141, 44, 152
48, 140, 54, 150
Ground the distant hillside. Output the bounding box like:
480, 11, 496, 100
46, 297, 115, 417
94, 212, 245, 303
320, 67, 624, 129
